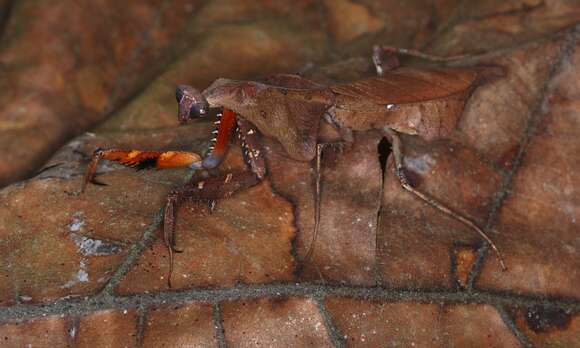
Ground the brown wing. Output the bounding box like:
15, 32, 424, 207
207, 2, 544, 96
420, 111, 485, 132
328, 66, 505, 140
330, 67, 480, 105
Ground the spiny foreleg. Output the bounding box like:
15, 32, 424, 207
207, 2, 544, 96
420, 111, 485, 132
237, 117, 266, 180
192, 108, 237, 170
162, 171, 260, 287
82, 148, 201, 192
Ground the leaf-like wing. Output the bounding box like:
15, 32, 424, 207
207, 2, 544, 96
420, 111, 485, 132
330, 67, 480, 105
329, 67, 501, 140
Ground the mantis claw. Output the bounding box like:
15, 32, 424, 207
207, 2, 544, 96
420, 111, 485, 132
208, 200, 217, 213
171, 245, 184, 253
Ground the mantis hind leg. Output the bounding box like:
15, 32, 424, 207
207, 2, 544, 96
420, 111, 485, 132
372, 45, 470, 76
382, 128, 507, 271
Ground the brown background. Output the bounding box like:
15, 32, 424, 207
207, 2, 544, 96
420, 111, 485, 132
0, 1, 579, 347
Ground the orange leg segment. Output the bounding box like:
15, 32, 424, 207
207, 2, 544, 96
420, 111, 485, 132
82, 149, 201, 192
199, 108, 237, 169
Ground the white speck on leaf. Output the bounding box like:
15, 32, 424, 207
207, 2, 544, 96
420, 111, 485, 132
406, 153, 435, 174
61, 260, 89, 288
69, 234, 122, 256
69, 212, 85, 232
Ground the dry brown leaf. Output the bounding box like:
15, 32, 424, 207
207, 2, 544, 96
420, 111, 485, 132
0, 1, 579, 347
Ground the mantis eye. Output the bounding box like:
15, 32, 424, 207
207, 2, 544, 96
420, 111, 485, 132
176, 85, 209, 123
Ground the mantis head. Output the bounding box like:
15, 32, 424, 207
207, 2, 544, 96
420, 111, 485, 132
175, 85, 210, 124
